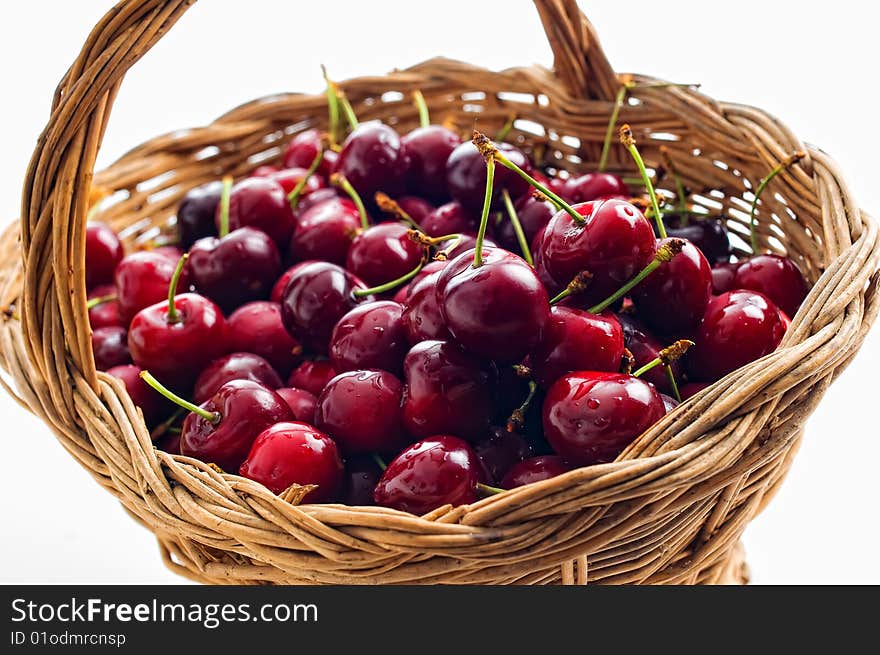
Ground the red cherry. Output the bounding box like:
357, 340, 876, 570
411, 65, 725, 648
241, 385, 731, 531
562, 172, 629, 203
401, 340, 493, 440
337, 121, 407, 199
616, 313, 683, 396
401, 125, 461, 201
346, 223, 423, 287
115, 251, 191, 322
495, 195, 555, 253
227, 301, 302, 376
286, 360, 338, 397
501, 455, 570, 489
473, 427, 533, 484
87, 284, 123, 329
221, 177, 295, 249
680, 381, 710, 401
193, 352, 283, 404
401, 267, 452, 345
329, 301, 408, 376
150, 246, 185, 261
267, 167, 325, 197
733, 254, 808, 317
663, 215, 731, 265
343, 455, 383, 506
176, 181, 221, 248
405, 260, 447, 295
395, 196, 435, 225
92, 326, 131, 371
373, 436, 481, 514
239, 422, 343, 501
543, 371, 665, 465
106, 364, 165, 428
289, 196, 361, 265
686, 290, 786, 382
444, 233, 498, 260
293, 187, 339, 217
275, 387, 318, 422
271, 262, 317, 304
660, 393, 679, 413
250, 165, 280, 178
420, 201, 478, 238
282, 128, 337, 177
711, 261, 740, 295
85, 222, 124, 289
446, 141, 532, 211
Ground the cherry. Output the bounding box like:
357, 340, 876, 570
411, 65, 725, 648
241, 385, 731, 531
282, 128, 337, 177
543, 371, 665, 465
87, 284, 123, 329
495, 195, 555, 254
733, 254, 808, 317
193, 352, 283, 404
294, 187, 339, 216
663, 215, 731, 265
267, 167, 325, 197
289, 196, 361, 266
329, 300, 409, 376
530, 307, 624, 389
175, 181, 221, 248
396, 196, 435, 225
271, 262, 317, 304
314, 369, 406, 454
562, 172, 630, 203
420, 201, 478, 238
227, 301, 302, 376
337, 121, 407, 199
437, 247, 549, 363
631, 237, 712, 334
343, 455, 383, 506
405, 260, 447, 294
346, 223, 424, 289
401, 125, 461, 201
679, 381, 710, 401
106, 364, 165, 428
373, 435, 481, 514
501, 455, 570, 489
444, 233, 498, 260
250, 165, 280, 178
92, 326, 131, 371
115, 251, 191, 322
85, 222, 125, 289
711, 261, 740, 295
616, 313, 683, 396
401, 267, 452, 345
686, 289, 786, 382
280, 261, 374, 353
221, 177, 295, 249
239, 422, 343, 501
474, 427, 533, 484
275, 387, 318, 423
287, 360, 338, 397
446, 141, 532, 211
150, 246, 185, 261
401, 340, 493, 440
660, 393, 679, 413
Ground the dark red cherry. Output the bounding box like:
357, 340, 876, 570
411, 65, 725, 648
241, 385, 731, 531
679, 381, 710, 401
530, 307, 624, 389
733, 254, 808, 317
420, 201, 478, 237
562, 172, 629, 203
221, 177, 295, 249
405, 260, 447, 295
536, 199, 657, 302
282, 128, 337, 177
446, 141, 532, 211
343, 455, 383, 506
616, 313, 683, 396
474, 427, 533, 485
115, 251, 191, 322
712, 261, 740, 295
401, 340, 493, 440
346, 223, 422, 287
87, 284, 123, 329
631, 238, 712, 333
396, 196, 435, 225
543, 371, 665, 465
92, 326, 131, 371
401, 125, 461, 201
150, 245, 185, 262
495, 195, 556, 253
294, 187, 338, 217
250, 165, 280, 178
287, 360, 338, 397
187, 227, 281, 313
373, 435, 481, 514
227, 301, 302, 376
547, 175, 568, 197
288, 196, 360, 265
437, 247, 550, 363
128, 293, 227, 391
275, 387, 318, 422
267, 167, 325, 197
663, 215, 731, 266
279, 262, 374, 353
106, 364, 165, 428
193, 352, 283, 404
271, 262, 317, 304
175, 181, 221, 248
329, 301, 408, 376
687, 289, 786, 382
501, 455, 570, 489
85, 222, 125, 289
180, 379, 293, 472
337, 121, 407, 199
401, 267, 452, 345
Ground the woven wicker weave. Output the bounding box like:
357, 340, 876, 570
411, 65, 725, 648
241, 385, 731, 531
0, 0, 877, 585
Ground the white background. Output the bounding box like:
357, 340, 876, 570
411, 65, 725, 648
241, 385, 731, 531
0, 1, 877, 584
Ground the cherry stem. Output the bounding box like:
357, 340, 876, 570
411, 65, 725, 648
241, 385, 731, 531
331, 173, 370, 230
549, 271, 593, 305
321, 64, 341, 148
165, 253, 189, 324
749, 151, 806, 254
500, 189, 534, 266
150, 407, 185, 442
218, 175, 233, 238
371, 453, 387, 471
506, 380, 537, 433
472, 154, 496, 268
337, 88, 359, 131
431, 233, 464, 261
660, 146, 689, 221
139, 371, 219, 423
352, 256, 426, 298
495, 114, 516, 142
375, 192, 421, 229
666, 366, 682, 403
619, 124, 666, 238
587, 239, 685, 314
86, 294, 116, 310
477, 482, 505, 495
288, 150, 324, 211
598, 82, 631, 173
412, 90, 430, 128
631, 339, 694, 377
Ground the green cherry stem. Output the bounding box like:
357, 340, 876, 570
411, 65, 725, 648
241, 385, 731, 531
631, 339, 694, 378
619, 124, 666, 238
665, 366, 682, 403
218, 175, 233, 238
140, 371, 219, 423
352, 256, 427, 299
372, 453, 387, 471
288, 149, 324, 211
549, 271, 593, 306
598, 81, 633, 173
476, 482, 505, 496
150, 407, 185, 442
331, 173, 370, 230
165, 253, 189, 324
749, 151, 806, 254
337, 88, 359, 131
587, 239, 685, 314
86, 294, 116, 310
495, 114, 516, 142
472, 153, 496, 268
413, 90, 430, 128
375, 192, 421, 230
506, 380, 537, 433
660, 146, 689, 219
501, 189, 533, 266
321, 64, 341, 148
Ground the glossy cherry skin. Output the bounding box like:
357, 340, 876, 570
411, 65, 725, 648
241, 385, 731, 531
401, 340, 493, 440
286, 360, 338, 397
289, 197, 361, 266
733, 254, 808, 317
401, 125, 461, 201
616, 313, 682, 396
530, 307, 624, 389
495, 195, 556, 253
250, 165, 280, 178
187, 227, 281, 313
679, 381, 710, 401
221, 177, 295, 249
444, 234, 498, 260
474, 427, 533, 484
660, 394, 679, 413
275, 387, 318, 423
686, 290, 786, 382
373, 436, 481, 514
329, 301, 409, 376
115, 251, 192, 322
279, 262, 374, 353
536, 199, 657, 303
175, 181, 221, 248
106, 364, 165, 429
631, 238, 712, 334
343, 455, 383, 506
271, 262, 317, 304
396, 196, 435, 225
227, 301, 302, 376
193, 352, 283, 404
85, 222, 125, 289
711, 262, 740, 295
87, 284, 123, 329
437, 247, 550, 363
92, 326, 132, 371
239, 422, 343, 501
401, 267, 452, 345
562, 173, 630, 203
180, 379, 293, 472
282, 128, 337, 177
501, 455, 571, 489
346, 223, 423, 287
662, 215, 731, 266
314, 369, 406, 454
405, 260, 447, 296
337, 121, 407, 198
446, 141, 532, 211
128, 293, 227, 391
267, 167, 325, 197
543, 371, 666, 465
420, 201, 478, 238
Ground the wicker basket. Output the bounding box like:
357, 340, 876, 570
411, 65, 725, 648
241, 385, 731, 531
0, 0, 876, 585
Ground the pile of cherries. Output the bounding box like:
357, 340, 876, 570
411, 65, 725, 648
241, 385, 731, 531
85, 87, 808, 514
